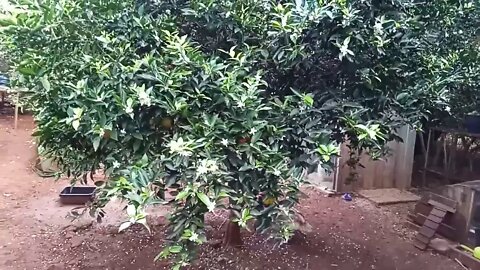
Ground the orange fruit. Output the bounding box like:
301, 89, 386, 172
102, 130, 111, 139
262, 196, 276, 206
237, 136, 251, 144
160, 117, 174, 129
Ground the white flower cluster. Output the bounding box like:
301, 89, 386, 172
197, 159, 219, 175
125, 98, 134, 118
167, 137, 192, 156
136, 85, 152, 107
221, 138, 229, 146
0, 0, 14, 12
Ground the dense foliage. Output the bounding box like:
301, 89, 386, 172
400, 0, 479, 127
1, 0, 477, 268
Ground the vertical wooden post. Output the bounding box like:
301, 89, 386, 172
443, 135, 449, 183
223, 211, 242, 247
422, 130, 432, 187
14, 103, 18, 129
448, 135, 458, 181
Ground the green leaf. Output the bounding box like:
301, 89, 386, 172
175, 190, 189, 201
110, 129, 118, 140
72, 120, 80, 131
303, 95, 314, 106
118, 221, 132, 232
0, 14, 17, 26
18, 67, 36, 76
96, 36, 110, 44
137, 73, 159, 81
154, 248, 170, 261
396, 92, 409, 100
72, 108, 84, 119
140, 154, 148, 164
126, 204, 136, 217
250, 209, 261, 216
133, 140, 141, 152
241, 208, 250, 219
318, 145, 329, 154
137, 217, 151, 234
132, 133, 143, 140
251, 131, 262, 143
40, 76, 51, 91
197, 192, 215, 211
92, 137, 101, 151
169, 245, 182, 254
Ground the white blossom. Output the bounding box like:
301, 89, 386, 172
249, 127, 257, 135
237, 100, 245, 108
138, 89, 152, 107
125, 98, 134, 118
112, 160, 121, 169
189, 231, 199, 242
207, 203, 215, 212
197, 159, 219, 175
125, 106, 134, 116
206, 160, 219, 172
221, 138, 229, 146
134, 85, 152, 107
0, 1, 14, 12
168, 137, 192, 156
197, 162, 210, 175
374, 21, 384, 35
338, 37, 354, 60
179, 150, 192, 157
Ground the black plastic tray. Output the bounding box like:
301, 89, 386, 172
59, 186, 96, 205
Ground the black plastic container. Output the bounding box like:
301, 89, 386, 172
465, 115, 480, 134
59, 186, 96, 205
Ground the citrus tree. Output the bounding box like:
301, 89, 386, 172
0, 0, 455, 268
395, 1, 479, 156
411, 0, 480, 127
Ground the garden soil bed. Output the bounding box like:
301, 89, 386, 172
0, 115, 462, 270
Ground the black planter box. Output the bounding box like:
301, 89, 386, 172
59, 186, 96, 205
465, 115, 480, 134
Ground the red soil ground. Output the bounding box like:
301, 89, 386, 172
0, 115, 462, 270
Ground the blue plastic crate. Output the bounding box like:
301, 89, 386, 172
0, 74, 9, 86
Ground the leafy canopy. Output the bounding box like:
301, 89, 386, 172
408, 1, 479, 126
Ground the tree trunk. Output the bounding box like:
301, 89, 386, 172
223, 211, 242, 247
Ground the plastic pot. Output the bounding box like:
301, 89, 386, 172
465, 114, 480, 134
59, 186, 96, 205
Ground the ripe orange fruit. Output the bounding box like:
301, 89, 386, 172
237, 136, 251, 144
262, 196, 276, 206
160, 117, 174, 129
102, 130, 111, 139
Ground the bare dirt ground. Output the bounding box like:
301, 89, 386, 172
0, 115, 462, 270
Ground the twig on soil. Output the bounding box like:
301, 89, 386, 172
454, 258, 470, 270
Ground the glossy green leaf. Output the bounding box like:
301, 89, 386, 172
92, 137, 101, 151
40, 76, 51, 91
